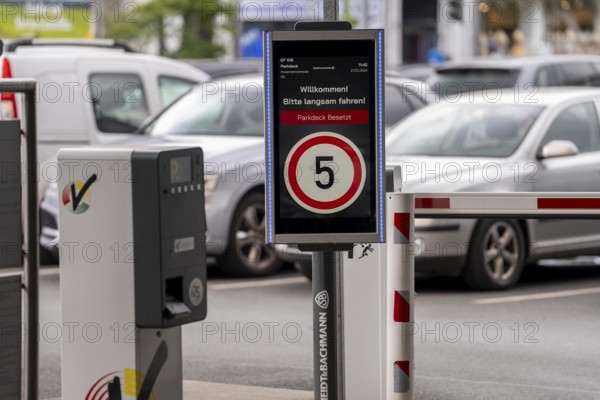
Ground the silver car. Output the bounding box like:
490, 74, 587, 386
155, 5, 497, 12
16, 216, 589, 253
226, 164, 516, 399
40, 74, 429, 276
281, 87, 600, 290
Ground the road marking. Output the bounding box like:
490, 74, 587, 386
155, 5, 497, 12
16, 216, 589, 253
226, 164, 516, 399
473, 286, 600, 305
209, 276, 309, 291
419, 375, 600, 395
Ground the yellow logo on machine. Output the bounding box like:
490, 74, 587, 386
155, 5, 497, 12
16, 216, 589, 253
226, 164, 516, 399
83, 333, 168, 399
85, 369, 157, 400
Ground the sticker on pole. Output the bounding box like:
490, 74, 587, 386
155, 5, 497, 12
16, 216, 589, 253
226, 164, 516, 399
315, 290, 329, 309
284, 132, 366, 214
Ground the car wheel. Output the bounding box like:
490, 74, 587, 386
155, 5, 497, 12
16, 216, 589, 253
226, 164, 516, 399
294, 260, 312, 280
219, 192, 283, 277
463, 220, 525, 290
40, 245, 59, 266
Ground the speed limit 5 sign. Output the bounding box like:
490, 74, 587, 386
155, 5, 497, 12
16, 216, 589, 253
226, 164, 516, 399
285, 132, 366, 214
264, 29, 385, 244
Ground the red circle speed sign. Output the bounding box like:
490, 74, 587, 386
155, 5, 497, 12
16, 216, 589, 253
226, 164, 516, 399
284, 132, 366, 214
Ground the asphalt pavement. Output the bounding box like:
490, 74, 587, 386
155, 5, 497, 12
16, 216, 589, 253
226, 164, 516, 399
412, 263, 600, 400
33, 262, 600, 399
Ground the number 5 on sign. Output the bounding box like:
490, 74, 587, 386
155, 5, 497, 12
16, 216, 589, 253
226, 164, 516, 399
315, 156, 336, 189
284, 132, 366, 215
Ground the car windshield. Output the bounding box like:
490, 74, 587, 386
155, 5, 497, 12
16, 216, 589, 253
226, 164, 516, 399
428, 68, 520, 95
387, 104, 543, 158
144, 81, 264, 136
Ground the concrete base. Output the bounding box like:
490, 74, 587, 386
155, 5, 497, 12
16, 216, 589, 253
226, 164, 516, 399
48, 380, 313, 400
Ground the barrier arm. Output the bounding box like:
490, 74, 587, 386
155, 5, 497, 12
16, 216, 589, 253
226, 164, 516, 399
382, 191, 600, 400
413, 192, 600, 219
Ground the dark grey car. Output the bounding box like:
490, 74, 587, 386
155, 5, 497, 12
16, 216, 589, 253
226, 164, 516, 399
427, 55, 600, 96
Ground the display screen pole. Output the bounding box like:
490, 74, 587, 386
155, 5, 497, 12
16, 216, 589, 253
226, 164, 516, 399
265, 6, 385, 400
311, 3, 343, 399
310, 249, 345, 400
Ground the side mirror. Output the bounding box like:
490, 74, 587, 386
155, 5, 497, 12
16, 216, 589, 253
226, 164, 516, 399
537, 140, 579, 159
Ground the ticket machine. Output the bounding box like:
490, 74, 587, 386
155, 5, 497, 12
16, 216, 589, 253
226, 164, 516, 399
58, 147, 207, 400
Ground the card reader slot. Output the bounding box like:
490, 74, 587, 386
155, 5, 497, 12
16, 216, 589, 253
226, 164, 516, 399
165, 301, 191, 319
164, 277, 191, 320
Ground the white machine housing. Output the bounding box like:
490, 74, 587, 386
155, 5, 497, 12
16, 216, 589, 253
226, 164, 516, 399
59, 146, 207, 400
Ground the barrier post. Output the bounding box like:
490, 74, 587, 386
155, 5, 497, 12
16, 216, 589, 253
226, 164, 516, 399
342, 242, 386, 399
385, 193, 415, 399
342, 167, 401, 400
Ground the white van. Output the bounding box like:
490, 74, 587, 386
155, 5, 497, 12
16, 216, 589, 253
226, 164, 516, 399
1, 39, 209, 263
1, 38, 209, 192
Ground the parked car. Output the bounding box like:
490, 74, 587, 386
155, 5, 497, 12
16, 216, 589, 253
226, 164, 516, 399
1, 38, 209, 185
387, 63, 435, 81
281, 87, 600, 290
426, 55, 600, 96
40, 74, 430, 274
389, 87, 600, 289
1, 39, 209, 262
185, 58, 263, 79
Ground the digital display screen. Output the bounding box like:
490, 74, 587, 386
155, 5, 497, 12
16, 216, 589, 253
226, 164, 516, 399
170, 156, 192, 184
270, 35, 379, 238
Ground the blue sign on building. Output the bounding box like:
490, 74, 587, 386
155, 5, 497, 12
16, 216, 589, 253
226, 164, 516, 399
240, 27, 263, 58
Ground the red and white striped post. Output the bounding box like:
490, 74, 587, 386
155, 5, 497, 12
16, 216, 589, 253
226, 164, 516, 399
385, 193, 415, 399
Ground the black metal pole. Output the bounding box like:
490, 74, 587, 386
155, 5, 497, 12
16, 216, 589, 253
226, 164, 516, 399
323, 0, 339, 22
25, 86, 39, 400
312, 250, 344, 400
0, 78, 39, 400
312, 3, 344, 400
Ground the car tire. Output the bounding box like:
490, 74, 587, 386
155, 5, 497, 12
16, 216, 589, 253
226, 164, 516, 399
294, 260, 312, 280
463, 220, 526, 290
40, 245, 59, 266
218, 192, 283, 277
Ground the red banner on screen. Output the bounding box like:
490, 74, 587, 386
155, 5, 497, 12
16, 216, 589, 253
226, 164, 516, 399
280, 109, 369, 125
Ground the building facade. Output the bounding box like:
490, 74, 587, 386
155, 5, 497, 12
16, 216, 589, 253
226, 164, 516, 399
412, 0, 600, 63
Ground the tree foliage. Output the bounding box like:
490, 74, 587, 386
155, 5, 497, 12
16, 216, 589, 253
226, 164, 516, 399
106, 0, 234, 58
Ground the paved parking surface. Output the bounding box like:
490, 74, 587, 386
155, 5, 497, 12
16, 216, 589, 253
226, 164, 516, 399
34, 262, 600, 399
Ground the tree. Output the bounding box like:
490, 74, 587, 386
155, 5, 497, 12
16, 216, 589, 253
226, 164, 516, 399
106, 0, 234, 58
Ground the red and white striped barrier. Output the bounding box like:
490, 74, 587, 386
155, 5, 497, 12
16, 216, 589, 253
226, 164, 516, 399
344, 192, 600, 400
414, 193, 600, 218
382, 192, 600, 400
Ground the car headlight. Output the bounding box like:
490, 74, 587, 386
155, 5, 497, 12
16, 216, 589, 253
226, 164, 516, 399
204, 174, 219, 193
